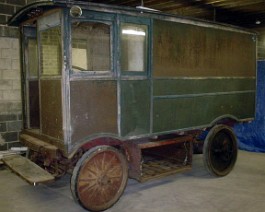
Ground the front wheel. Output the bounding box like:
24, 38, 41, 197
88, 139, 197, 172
203, 125, 238, 177
71, 145, 128, 211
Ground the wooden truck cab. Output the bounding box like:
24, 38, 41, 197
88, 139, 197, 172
4, 1, 256, 211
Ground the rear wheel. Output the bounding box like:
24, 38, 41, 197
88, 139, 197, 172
71, 146, 128, 211
203, 125, 238, 177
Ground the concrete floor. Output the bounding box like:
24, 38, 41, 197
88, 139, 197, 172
0, 150, 264, 212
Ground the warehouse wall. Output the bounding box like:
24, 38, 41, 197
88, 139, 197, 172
0, 26, 21, 150
0, 0, 25, 25
0, 1, 46, 149
0, 0, 27, 149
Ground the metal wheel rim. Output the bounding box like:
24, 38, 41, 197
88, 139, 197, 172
209, 130, 235, 172
203, 125, 238, 176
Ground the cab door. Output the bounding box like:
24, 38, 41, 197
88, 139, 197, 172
119, 16, 151, 137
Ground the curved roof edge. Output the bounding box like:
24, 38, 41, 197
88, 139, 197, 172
8, 1, 54, 26
8, 0, 256, 35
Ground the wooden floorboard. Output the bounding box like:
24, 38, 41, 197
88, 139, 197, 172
2, 155, 54, 185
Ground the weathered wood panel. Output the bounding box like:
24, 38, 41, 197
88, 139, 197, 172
29, 80, 40, 128
153, 19, 256, 77
70, 80, 118, 144
2, 155, 54, 184
40, 79, 63, 140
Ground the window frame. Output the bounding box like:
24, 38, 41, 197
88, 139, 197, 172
119, 16, 151, 77
39, 25, 63, 77
37, 10, 63, 79
69, 11, 115, 78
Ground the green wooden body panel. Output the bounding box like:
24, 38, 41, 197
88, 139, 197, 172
153, 92, 255, 133
153, 19, 256, 78
151, 19, 256, 134
120, 80, 151, 137
153, 78, 255, 96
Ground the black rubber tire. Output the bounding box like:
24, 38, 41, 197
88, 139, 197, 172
70, 145, 128, 211
203, 125, 238, 177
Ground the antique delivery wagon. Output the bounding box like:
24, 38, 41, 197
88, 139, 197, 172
4, 0, 256, 211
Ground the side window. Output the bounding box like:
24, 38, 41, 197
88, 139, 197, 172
40, 26, 62, 76
71, 21, 111, 73
121, 23, 148, 73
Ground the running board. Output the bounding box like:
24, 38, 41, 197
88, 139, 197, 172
2, 155, 54, 185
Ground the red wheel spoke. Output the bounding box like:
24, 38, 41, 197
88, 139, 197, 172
79, 180, 97, 194
103, 155, 116, 172
101, 152, 106, 171
82, 167, 98, 179
78, 177, 97, 182
108, 174, 122, 179
92, 158, 101, 173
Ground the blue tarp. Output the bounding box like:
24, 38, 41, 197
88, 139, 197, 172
234, 61, 265, 152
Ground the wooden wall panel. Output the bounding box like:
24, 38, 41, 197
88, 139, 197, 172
153, 19, 256, 78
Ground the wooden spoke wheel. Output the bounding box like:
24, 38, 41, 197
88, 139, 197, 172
203, 125, 238, 177
71, 146, 128, 211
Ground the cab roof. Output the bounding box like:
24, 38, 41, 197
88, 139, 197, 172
8, 0, 255, 35
8, 0, 152, 26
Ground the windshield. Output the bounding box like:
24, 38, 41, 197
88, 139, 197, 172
71, 21, 111, 73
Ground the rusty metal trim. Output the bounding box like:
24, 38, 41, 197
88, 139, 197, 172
139, 135, 193, 149
68, 133, 123, 158
153, 90, 256, 99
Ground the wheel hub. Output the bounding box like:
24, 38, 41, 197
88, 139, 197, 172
203, 125, 238, 177
98, 175, 110, 186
